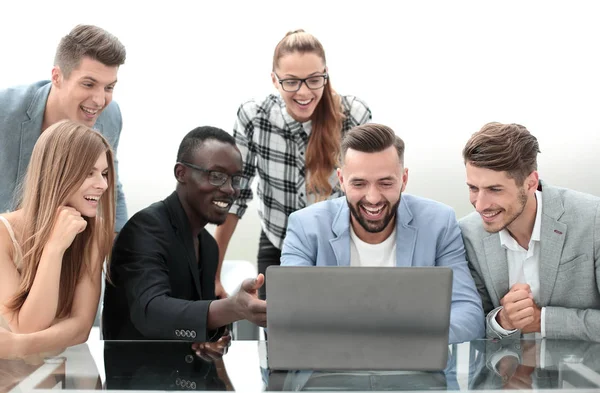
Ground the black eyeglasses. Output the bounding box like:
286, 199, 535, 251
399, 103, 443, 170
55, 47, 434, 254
274, 71, 328, 92
179, 162, 248, 189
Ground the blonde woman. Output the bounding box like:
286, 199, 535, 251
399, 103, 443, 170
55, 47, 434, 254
0, 120, 115, 358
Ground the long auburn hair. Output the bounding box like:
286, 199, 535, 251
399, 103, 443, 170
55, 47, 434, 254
273, 30, 345, 200
8, 120, 116, 318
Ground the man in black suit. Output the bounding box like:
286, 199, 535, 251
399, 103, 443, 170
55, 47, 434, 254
102, 126, 267, 343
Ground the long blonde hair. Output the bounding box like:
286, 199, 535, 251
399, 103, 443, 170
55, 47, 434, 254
273, 29, 344, 200
8, 120, 116, 318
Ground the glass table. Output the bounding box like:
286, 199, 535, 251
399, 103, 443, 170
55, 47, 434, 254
4, 328, 600, 392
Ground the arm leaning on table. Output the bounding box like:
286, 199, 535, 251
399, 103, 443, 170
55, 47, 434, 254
543, 202, 600, 341
437, 210, 485, 344
1, 252, 103, 357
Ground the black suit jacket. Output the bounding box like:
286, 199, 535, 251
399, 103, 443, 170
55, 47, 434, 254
103, 192, 220, 341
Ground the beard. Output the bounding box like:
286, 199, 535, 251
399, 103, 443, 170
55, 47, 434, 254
481, 187, 528, 233
347, 195, 401, 234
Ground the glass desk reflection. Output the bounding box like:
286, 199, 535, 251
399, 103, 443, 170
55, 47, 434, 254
4, 331, 600, 392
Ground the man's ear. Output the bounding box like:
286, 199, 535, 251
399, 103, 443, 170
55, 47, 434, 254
51, 66, 62, 87
400, 167, 409, 193
337, 167, 345, 193
174, 163, 186, 184
526, 170, 539, 193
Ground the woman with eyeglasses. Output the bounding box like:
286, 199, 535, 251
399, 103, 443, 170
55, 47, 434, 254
0, 120, 115, 358
214, 29, 372, 300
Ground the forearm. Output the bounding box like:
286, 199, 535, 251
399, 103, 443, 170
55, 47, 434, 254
544, 306, 600, 341
449, 301, 485, 343
213, 214, 239, 279
206, 297, 242, 330
15, 246, 64, 333
130, 294, 215, 341
15, 315, 92, 357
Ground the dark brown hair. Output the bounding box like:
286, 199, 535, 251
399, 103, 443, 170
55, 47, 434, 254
273, 29, 344, 200
462, 122, 540, 185
55, 24, 126, 77
341, 124, 404, 164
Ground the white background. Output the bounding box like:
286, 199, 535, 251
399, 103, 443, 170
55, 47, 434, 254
2, 0, 600, 264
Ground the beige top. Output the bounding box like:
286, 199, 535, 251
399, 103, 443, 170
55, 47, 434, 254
0, 215, 22, 332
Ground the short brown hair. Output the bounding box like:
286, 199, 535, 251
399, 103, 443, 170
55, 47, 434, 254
462, 122, 540, 185
341, 124, 405, 164
54, 24, 126, 77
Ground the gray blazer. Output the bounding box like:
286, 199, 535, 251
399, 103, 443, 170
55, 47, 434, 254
0, 80, 127, 230
459, 180, 600, 341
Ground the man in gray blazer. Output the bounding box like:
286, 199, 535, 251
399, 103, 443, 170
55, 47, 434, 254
459, 122, 600, 341
0, 24, 128, 230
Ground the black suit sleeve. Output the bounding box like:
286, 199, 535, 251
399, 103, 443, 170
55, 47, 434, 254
111, 209, 213, 341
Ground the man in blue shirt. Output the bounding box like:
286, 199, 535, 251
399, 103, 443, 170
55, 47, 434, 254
281, 123, 484, 343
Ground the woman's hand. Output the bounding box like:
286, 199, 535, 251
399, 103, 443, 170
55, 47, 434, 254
47, 207, 87, 252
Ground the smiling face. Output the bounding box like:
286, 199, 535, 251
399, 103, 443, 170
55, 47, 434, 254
176, 140, 243, 227
64, 152, 109, 217
466, 163, 538, 234
52, 56, 119, 127
272, 51, 326, 123
338, 146, 408, 244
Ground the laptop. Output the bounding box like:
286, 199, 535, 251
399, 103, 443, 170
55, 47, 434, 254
266, 266, 453, 371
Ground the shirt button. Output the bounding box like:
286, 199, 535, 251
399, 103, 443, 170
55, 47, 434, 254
185, 354, 194, 363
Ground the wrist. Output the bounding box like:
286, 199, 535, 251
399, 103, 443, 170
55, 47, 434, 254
14, 333, 27, 358
228, 295, 243, 321
43, 243, 66, 258
497, 308, 513, 330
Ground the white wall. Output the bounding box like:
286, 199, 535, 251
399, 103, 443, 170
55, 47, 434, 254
2, 0, 600, 264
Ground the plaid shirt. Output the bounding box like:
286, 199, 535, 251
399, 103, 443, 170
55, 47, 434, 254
230, 93, 372, 249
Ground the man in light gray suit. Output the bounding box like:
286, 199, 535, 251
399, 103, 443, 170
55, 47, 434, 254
0, 24, 128, 231
459, 122, 600, 341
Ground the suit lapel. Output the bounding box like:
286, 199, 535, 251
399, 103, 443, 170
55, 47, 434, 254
165, 192, 203, 298
329, 200, 351, 266
538, 182, 566, 306
395, 198, 417, 266
198, 231, 215, 299
483, 234, 510, 302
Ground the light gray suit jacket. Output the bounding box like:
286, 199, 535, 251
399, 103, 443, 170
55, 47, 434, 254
0, 80, 127, 231
459, 180, 600, 341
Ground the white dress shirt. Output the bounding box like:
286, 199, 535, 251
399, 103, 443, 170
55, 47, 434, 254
490, 190, 546, 338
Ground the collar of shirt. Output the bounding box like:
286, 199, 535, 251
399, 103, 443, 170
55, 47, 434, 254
277, 93, 313, 137
499, 190, 543, 253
